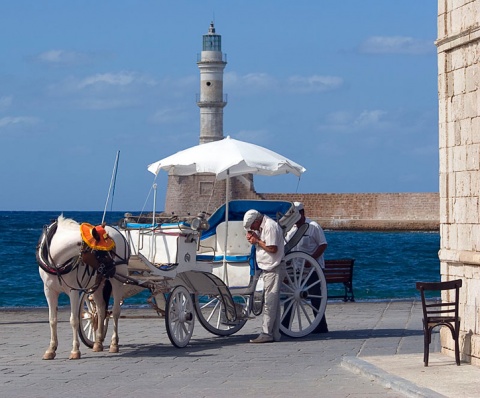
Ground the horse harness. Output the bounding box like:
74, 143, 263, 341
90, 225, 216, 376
36, 220, 127, 292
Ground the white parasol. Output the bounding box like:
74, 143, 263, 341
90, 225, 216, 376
147, 135, 305, 179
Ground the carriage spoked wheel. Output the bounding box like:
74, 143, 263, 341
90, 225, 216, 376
280, 251, 327, 338
194, 293, 248, 336
252, 288, 264, 316
165, 285, 195, 348
78, 291, 109, 348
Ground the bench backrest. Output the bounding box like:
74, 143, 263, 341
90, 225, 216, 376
324, 259, 355, 283
215, 221, 251, 255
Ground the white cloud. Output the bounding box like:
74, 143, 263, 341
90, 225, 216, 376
77, 72, 157, 89
32, 50, 94, 67
324, 111, 353, 126
287, 75, 343, 93
318, 110, 390, 133
353, 110, 388, 127
359, 36, 434, 55
49, 71, 157, 94
225, 72, 277, 91
46, 71, 160, 110
0, 116, 39, 129
0, 96, 13, 111
225, 72, 343, 94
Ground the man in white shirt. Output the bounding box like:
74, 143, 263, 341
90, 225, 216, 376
286, 202, 329, 333
244, 209, 285, 343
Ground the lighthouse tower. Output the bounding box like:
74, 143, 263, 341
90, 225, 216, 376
197, 22, 227, 144
164, 22, 259, 215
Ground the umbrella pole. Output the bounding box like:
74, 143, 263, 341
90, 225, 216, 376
223, 171, 230, 285
151, 183, 157, 260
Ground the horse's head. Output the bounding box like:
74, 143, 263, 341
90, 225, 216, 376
80, 223, 118, 278
79, 223, 129, 278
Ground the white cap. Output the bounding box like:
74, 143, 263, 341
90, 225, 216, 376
243, 209, 261, 230
294, 202, 304, 211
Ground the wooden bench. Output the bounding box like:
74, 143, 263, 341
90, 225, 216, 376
324, 259, 355, 302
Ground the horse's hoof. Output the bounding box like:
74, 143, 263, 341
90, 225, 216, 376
43, 352, 56, 360
93, 343, 104, 352
69, 352, 81, 360
109, 345, 119, 353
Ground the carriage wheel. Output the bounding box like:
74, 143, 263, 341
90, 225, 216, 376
78, 291, 109, 348
280, 251, 327, 338
165, 285, 195, 348
252, 289, 264, 316
194, 294, 248, 336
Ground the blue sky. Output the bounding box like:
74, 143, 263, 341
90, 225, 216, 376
0, 0, 438, 211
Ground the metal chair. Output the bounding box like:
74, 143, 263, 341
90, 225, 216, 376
416, 279, 462, 366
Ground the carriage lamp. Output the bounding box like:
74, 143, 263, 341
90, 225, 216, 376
191, 213, 210, 231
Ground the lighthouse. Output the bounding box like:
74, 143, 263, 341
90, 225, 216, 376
197, 22, 227, 144
164, 22, 259, 215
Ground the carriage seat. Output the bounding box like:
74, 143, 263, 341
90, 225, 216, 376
196, 221, 252, 263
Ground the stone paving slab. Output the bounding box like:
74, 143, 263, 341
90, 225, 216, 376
0, 301, 475, 397
345, 353, 480, 398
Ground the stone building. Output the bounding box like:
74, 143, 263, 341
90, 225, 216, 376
437, 0, 480, 364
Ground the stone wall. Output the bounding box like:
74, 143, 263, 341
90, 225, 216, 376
261, 192, 439, 231
165, 173, 261, 215
437, 0, 480, 365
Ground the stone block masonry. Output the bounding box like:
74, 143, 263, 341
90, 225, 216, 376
437, 0, 480, 366
261, 192, 439, 231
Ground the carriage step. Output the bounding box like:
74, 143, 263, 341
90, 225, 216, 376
128, 254, 178, 273
128, 254, 154, 271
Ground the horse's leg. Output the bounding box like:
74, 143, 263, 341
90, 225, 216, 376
43, 286, 59, 360
109, 279, 123, 353
92, 285, 107, 352
68, 290, 82, 359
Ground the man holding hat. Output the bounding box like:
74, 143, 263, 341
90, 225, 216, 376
286, 201, 329, 333
243, 209, 285, 343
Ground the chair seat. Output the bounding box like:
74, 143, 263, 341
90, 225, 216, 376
426, 316, 456, 325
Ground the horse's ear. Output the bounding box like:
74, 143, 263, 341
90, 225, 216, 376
91, 227, 101, 242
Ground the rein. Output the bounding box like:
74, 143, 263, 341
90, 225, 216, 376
56, 255, 99, 293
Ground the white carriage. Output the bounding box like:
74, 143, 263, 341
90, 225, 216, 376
78, 199, 328, 348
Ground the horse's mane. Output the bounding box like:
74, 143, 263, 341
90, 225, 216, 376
57, 214, 80, 230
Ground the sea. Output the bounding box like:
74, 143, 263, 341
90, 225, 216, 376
0, 211, 441, 308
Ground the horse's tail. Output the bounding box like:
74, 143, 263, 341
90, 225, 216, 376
36, 221, 76, 275
102, 279, 112, 312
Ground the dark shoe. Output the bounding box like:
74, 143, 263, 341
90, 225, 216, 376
312, 315, 328, 333
249, 333, 274, 343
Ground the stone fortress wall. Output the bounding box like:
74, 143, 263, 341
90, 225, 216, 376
260, 192, 439, 231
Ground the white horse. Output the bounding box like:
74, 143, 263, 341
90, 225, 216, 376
38, 215, 129, 360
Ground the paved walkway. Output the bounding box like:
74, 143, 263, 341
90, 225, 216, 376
1, 300, 480, 397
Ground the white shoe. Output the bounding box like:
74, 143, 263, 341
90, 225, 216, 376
249, 334, 274, 343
